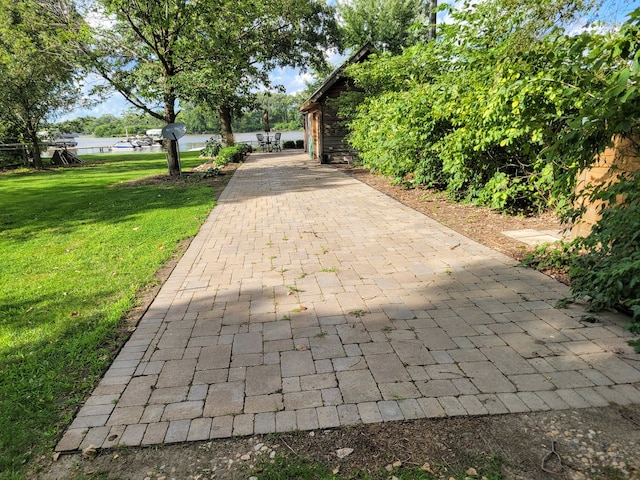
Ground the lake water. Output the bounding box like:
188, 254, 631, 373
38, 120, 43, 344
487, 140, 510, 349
53, 131, 304, 156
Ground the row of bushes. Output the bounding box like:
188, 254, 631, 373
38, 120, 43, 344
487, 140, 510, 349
200, 138, 304, 160
216, 144, 252, 165
343, 1, 637, 216
283, 140, 304, 149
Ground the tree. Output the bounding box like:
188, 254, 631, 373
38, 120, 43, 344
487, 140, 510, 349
76, 0, 205, 175
181, 0, 340, 146
0, 0, 80, 168
178, 105, 221, 134
337, 0, 430, 54
79, 0, 339, 173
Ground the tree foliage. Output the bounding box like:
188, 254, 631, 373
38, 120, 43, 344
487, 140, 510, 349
51, 92, 306, 136
337, 0, 431, 54
0, 0, 80, 167
556, 12, 640, 334
78, 0, 211, 174
181, 0, 339, 145
80, 0, 338, 170
345, 0, 602, 211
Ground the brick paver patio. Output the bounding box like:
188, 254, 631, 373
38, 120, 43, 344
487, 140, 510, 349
57, 151, 640, 452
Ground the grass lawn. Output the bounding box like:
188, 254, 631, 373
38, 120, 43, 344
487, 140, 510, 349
0, 151, 226, 478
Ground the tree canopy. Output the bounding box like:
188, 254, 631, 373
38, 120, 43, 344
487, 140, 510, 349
337, 0, 431, 54
0, 0, 80, 168
79, 0, 339, 174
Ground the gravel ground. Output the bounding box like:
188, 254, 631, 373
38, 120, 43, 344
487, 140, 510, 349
40, 405, 640, 479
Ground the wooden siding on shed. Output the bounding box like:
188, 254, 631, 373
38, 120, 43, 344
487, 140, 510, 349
319, 81, 354, 163
300, 44, 373, 164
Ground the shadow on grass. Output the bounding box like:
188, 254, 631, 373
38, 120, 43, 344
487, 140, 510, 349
0, 304, 124, 476
0, 155, 213, 242
0, 151, 219, 477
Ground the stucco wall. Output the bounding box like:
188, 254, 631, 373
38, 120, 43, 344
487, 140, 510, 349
572, 136, 640, 238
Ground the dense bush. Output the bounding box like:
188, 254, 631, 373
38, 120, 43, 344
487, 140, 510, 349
216, 144, 247, 165
344, 0, 620, 213
282, 140, 304, 149
571, 170, 640, 319
531, 13, 640, 343
0, 150, 26, 167
200, 138, 222, 157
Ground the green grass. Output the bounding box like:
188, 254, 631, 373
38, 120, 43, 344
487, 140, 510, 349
251, 456, 337, 480
0, 151, 222, 478
319, 267, 339, 273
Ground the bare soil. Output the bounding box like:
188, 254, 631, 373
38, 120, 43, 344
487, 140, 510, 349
36, 161, 640, 480
339, 166, 564, 260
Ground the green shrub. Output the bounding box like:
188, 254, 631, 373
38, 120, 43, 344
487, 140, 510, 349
295, 140, 304, 149
216, 144, 247, 165
522, 170, 640, 351
571, 170, 640, 327
201, 167, 220, 178
200, 138, 222, 157
0, 150, 26, 168
341, 2, 640, 346
237, 143, 252, 155
283, 140, 296, 149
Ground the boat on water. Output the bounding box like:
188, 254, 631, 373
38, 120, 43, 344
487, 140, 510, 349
49, 133, 78, 148
111, 140, 141, 149
146, 129, 163, 143
132, 135, 155, 147
111, 136, 157, 149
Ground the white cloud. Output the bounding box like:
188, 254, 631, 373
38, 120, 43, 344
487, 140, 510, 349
57, 95, 130, 122
294, 71, 315, 86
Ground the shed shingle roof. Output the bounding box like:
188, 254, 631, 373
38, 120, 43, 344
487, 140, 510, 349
299, 43, 374, 112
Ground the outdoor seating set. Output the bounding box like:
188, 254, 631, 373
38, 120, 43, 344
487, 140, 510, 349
256, 132, 281, 152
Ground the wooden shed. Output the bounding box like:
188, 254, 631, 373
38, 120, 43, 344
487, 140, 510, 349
300, 44, 373, 164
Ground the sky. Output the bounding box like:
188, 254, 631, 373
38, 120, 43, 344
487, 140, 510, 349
58, 47, 345, 122
58, 0, 640, 122
62, 64, 334, 121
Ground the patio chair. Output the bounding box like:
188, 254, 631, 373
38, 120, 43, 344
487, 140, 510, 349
256, 133, 267, 151
273, 132, 282, 152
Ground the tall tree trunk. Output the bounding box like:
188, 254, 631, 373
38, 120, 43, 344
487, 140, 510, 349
165, 139, 180, 175
219, 105, 235, 147
429, 0, 437, 41
27, 127, 43, 169
164, 93, 181, 176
